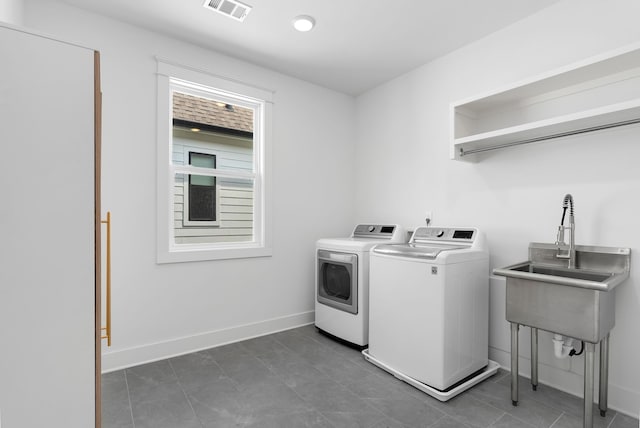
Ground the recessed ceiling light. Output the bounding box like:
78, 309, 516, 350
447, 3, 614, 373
190, 128, 201, 132
292, 15, 315, 32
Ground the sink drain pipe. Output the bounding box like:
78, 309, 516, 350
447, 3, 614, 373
552, 334, 575, 358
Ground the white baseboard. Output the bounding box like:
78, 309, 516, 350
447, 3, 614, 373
490, 346, 640, 419
102, 311, 314, 373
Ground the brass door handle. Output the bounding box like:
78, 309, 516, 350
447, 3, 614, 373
101, 211, 112, 347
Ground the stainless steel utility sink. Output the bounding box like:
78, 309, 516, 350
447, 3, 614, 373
512, 263, 612, 282
495, 196, 631, 428
493, 242, 630, 343
500, 261, 622, 290
494, 242, 631, 428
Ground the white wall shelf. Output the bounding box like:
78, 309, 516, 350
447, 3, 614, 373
451, 42, 640, 161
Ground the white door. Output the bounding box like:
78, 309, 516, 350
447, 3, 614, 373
0, 25, 97, 427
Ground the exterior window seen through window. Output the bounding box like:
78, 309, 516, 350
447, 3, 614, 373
188, 152, 217, 222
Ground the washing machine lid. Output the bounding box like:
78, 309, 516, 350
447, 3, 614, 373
373, 242, 467, 259
373, 227, 481, 259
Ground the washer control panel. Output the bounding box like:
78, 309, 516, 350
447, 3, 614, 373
412, 227, 476, 243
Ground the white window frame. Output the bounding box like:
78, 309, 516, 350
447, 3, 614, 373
182, 147, 221, 227
156, 58, 273, 263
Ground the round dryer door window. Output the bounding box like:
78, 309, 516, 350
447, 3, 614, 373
323, 264, 351, 299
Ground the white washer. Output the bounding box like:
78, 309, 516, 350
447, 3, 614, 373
315, 224, 405, 346
363, 226, 499, 401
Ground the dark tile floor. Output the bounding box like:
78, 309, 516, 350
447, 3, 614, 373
102, 325, 639, 428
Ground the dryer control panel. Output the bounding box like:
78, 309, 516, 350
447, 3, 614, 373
353, 224, 401, 240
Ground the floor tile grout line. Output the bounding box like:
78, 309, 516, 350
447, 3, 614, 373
469, 385, 558, 428
491, 369, 509, 381
474, 394, 511, 419
256, 339, 359, 428
500, 411, 537, 428
514, 384, 585, 418
220, 335, 339, 427
272, 329, 395, 426
548, 411, 565, 428
244, 346, 285, 381
252, 358, 341, 428
167, 358, 207, 428
268, 333, 353, 382
271, 329, 339, 360
507, 375, 616, 422
427, 393, 507, 427
360, 395, 428, 426
122, 370, 137, 428
425, 413, 449, 428
316, 409, 390, 428
206, 351, 239, 389
276, 327, 366, 364
202, 346, 245, 391
606, 412, 618, 428
485, 410, 508, 428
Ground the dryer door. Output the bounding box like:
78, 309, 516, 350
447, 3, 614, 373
317, 250, 358, 314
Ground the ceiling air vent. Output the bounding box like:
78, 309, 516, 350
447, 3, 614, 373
203, 0, 252, 22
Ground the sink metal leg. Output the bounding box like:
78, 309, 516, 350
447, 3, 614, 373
584, 342, 595, 428
599, 334, 609, 417
511, 323, 519, 406
531, 327, 538, 391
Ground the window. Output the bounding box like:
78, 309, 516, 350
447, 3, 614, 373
184, 151, 218, 225
156, 59, 273, 262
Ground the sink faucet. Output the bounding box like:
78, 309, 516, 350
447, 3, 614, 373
555, 194, 576, 268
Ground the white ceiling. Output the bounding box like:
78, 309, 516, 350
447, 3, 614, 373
60, 0, 561, 95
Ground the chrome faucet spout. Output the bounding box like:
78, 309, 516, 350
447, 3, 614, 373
556, 194, 576, 268
555, 225, 565, 246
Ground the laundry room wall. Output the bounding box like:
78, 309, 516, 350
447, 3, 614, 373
354, 0, 640, 417
0, 0, 24, 25
24, 0, 356, 370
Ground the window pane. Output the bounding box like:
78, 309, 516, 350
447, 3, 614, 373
189, 152, 216, 168
172, 90, 257, 245
190, 175, 215, 187
189, 152, 216, 190
174, 173, 254, 245
188, 181, 216, 221
172, 91, 254, 172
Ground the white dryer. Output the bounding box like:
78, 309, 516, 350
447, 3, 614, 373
315, 224, 405, 346
363, 226, 499, 401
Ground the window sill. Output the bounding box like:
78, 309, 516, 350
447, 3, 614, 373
157, 244, 272, 263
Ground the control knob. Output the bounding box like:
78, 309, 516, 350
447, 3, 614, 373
436, 230, 445, 238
